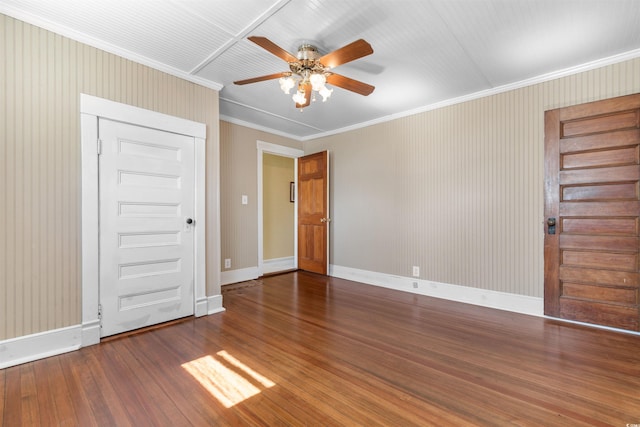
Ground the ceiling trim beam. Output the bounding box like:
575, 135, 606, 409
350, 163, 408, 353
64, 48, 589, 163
189, 0, 293, 75
220, 97, 325, 132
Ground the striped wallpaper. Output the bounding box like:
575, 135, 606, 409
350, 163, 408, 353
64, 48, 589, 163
304, 57, 640, 298
219, 121, 301, 271
1, 14, 220, 341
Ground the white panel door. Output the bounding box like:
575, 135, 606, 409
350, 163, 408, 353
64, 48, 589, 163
99, 118, 195, 337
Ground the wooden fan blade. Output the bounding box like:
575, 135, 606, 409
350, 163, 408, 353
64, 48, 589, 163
234, 72, 290, 85
248, 36, 297, 63
319, 39, 373, 69
295, 82, 312, 108
326, 73, 375, 96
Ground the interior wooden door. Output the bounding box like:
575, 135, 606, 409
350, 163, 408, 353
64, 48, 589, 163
298, 151, 329, 275
99, 118, 195, 337
544, 93, 640, 331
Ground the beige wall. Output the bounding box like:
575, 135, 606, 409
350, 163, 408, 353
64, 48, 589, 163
305, 57, 640, 298
220, 121, 301, 271
263, 154, 294, 260
1, 14, 220, 341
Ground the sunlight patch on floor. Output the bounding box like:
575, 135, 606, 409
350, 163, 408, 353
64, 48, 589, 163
182, 351, 275, 408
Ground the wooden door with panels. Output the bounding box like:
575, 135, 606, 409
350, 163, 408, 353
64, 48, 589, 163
544, 93, 640, 331
298, 151, 330, 275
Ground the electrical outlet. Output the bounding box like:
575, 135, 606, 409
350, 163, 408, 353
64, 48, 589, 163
412, 266, 420, 277
224, 258, 231, 269
241, 195, 248, 205
413, 282, 418, 289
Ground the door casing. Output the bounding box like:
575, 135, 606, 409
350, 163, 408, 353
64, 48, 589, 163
80, 94, 208, 346
256, 141, 304, 277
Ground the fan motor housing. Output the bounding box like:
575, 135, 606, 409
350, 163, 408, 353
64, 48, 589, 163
297, 44, 320, 61
291, 44, 325, 76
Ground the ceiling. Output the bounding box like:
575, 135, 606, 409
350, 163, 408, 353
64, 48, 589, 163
3, 0, 640, 140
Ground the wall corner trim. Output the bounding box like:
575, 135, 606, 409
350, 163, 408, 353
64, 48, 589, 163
207, 295, 226, 315
0, 325, 82, 369
195, 297, 209, 317
81, 319, 101, 347
330, 265, 544, 317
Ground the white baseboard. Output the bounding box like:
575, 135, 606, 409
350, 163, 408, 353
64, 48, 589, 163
0, 325, 82, 369
2, 294, 226, 369
330, 265, 544, 317
263, 256, 295, 274
207, 294, 226, 315
221, 266, 260, 285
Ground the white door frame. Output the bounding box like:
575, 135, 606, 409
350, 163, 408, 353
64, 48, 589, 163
80, 94, 207, 346
257, 141, 304, 277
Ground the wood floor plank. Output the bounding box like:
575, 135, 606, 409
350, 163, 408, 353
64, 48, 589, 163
271, 290, 631, 423
223, 273, 640, 425
3, 364, 22, 426
2, 271, 640, 425
79, 346, 138, 426
99, 338, 171, 426
118, 338, 193, 425
46, 355, 89, 425
19, 363, 41, 426
53, 352, 99, 427
212, 305, 471, 426
223, 287, 578, 425
133, 328, 252, 425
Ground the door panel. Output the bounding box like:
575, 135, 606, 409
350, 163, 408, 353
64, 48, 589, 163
562, 183, 637, 201
298, 151, 329, 275
561, 218, 638, 235
99, 119, 195, 337
562, 146, 638, 169
544, 93, 640, 331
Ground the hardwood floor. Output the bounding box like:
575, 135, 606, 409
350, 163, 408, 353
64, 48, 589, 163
2, 271, 640, 426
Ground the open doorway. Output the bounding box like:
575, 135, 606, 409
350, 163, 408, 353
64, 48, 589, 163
257, 141, 304, 276
263, 153, 294, 273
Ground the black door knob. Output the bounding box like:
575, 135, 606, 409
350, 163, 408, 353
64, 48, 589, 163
186, 218, 194, 225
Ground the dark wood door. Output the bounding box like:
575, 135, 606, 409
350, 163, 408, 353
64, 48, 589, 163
298, 151, 329, 275
544, 93, 640, 331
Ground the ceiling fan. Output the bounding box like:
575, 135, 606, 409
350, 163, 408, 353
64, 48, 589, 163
234, 36, 375, 109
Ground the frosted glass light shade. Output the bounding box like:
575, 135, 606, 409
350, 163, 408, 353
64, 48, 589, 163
279, 76, 295, 94
309, 73, 326, 91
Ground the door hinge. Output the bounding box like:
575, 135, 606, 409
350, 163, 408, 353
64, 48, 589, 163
98, 303, 103, 320
97, 139, 102, 155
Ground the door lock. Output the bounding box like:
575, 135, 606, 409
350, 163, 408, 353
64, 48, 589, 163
547, 217, 556, 235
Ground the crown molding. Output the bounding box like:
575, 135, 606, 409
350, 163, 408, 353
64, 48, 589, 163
0, 6, 223, 91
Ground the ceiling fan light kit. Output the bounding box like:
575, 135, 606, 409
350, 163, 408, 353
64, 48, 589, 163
234, 36, 375, 109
